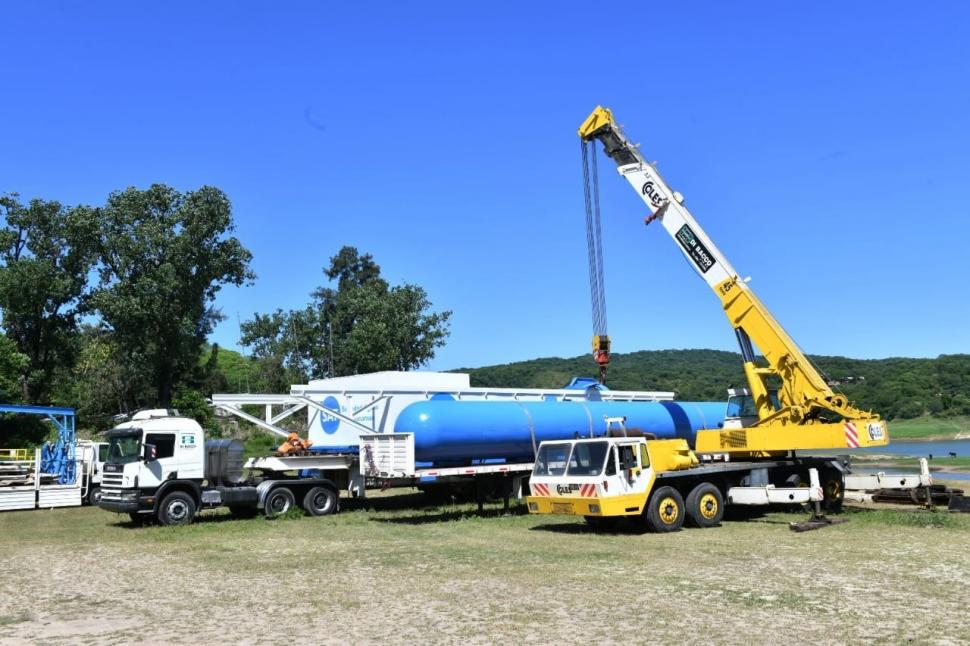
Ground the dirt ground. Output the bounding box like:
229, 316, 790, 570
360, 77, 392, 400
1, 482, 969, 645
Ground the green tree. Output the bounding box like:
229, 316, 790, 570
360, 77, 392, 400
242, 246, 451, 380
0, 335, 29, 402
92, 185, 254, 406
0, 194, 98, 402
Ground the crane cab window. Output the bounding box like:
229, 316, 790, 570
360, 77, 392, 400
639, 444, 649, 468
566, 441, 610, 476
617, 444, 638, 470
534, 443, 570, 477
605, 448, 617, 476
145, 433, 176, 459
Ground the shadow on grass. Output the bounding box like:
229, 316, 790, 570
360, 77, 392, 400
528, 520, 648, 535
372, 505, 530, 525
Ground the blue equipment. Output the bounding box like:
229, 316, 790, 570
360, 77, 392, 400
0, 404, 77, 484
395, 399, 726, 464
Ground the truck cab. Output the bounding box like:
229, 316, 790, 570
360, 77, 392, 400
99, 411, 206, 518
527, 433, 825, 532
76, 440, 110, 504
527, 436, 697, 529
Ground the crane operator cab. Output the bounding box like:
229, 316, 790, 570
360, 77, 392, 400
723, 387, 780, 430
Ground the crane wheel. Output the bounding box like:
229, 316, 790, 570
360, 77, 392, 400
820, 470, 844, 513
685, 482, 724, 528
264, 487, 296, 518
303, 486, 339, 517
644, 486, 684, 533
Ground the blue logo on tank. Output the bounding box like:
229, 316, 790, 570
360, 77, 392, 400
320, 396, 341, 434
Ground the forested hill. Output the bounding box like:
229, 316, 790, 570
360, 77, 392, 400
457, 349, 970, 421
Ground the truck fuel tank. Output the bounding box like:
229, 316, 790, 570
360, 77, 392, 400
204, 439, 246, 486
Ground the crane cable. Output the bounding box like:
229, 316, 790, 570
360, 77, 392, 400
581, 139, 610, 383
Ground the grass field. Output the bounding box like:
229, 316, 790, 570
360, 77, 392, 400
888, 416, 970, 441
2, 485, 969, 645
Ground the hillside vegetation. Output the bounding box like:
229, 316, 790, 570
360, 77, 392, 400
457, 349, 970, 422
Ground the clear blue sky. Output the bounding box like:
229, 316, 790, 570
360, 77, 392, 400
3, 2, 969, 371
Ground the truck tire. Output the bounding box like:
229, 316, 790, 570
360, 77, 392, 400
303, 486, 339, 517
264, 486, 296, 518
158, 492, 197, 526
87, 486, 102, 506
644, 486, 685, 533
685, 482, 723, 528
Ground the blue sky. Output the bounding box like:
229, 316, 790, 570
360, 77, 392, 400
3, 2, 969, 371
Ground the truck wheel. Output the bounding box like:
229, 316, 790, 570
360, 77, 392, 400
87, 486, 102, 506
264, 487, 296, 518
685, 482, 724, 528
644, 486, 685, 533
303, 486, 339, 516
158, 492, 197, 526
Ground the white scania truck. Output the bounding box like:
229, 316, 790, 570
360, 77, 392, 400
98, 410, 357, 525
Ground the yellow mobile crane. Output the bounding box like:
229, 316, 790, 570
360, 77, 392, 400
577, 106, 889, 455
527, 108, 896, 531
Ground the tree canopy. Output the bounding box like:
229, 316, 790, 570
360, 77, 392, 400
241, 246, 451, 381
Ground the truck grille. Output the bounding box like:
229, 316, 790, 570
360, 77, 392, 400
102, 472, 124, 488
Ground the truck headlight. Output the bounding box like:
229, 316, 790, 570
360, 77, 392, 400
528, 502, 539, 511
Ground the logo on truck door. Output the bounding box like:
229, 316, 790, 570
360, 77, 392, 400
675, 224, 716, 274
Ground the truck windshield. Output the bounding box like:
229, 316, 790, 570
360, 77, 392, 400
533, 443, 571, 476
106, 432, 141, 464
566, 441, 609, 476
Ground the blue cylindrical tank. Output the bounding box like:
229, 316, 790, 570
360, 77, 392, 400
394, 399, 726, 464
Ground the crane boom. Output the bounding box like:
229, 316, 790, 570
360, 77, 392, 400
578, 106, 889, 454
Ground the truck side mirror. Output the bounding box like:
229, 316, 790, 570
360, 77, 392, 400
141, 443, 157, 462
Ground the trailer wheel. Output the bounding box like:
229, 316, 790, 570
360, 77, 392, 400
87, 486, 102, 506
685, 482, 724, 528
303, 486, 339, 516
644, 486, 684, 533
158, 492, 197, 526
264, 487, 296, 518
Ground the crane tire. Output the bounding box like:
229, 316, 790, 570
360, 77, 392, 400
644, 486, 685, 533
685, 482, 724, 528
87, 486, 102, 506
820, 469, 844, 513
303, 486, 339, 517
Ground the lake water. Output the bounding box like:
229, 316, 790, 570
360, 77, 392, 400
841, 439, 970, 459
810, 439, 970, 481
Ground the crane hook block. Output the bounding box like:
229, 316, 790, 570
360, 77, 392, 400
592, 335, 611, 364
